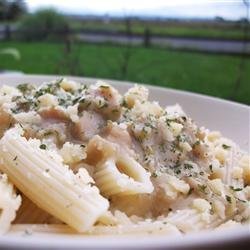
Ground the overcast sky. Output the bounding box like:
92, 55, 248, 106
26, 0, 248, 20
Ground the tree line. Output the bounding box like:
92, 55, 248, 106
0, 0, 27, 21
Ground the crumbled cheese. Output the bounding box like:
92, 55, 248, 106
192, 198, 211, 213
179, 141, 192, 152
60, 142, 87, 164
207, 131, 221, 142
208, 179, 224, 195
124, 85, 149, 108
165, 104, 186, 120
60, 78, 79, 91
214, 148, 227, 164
38, 93, 58, 107
0, 85, 21, 105
132, 100, 162, 118
158, 116, 175, 142
66, 104, 79, 123
169, 122, 183, 137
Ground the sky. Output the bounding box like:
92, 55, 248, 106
26, 0, 249, 20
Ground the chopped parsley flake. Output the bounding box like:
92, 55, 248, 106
184, 163, 193, 170
17, 83, 34, 94
175, 169, 181, 175
100, 85, 110, 89
43, 131, 53, 137
230, 186, 243, 192
151, 172, 158, 178
121, 99, 128, 107
193, 140, 201, 146
198, 184, 207, 193
226, 195, 232, 203
209, 164, 213, 172
39, 144, 47, 150
222, 144, 231, 149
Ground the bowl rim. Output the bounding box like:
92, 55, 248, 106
0, 225, 249, 249
0, 73, 248, 109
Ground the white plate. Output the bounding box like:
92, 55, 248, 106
0, 74, 249, 249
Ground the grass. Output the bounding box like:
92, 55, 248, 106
69, 19, 248, 40
0, 41, 249, 104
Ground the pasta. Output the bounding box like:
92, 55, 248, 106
0, 78, 249, 236
0, 127, 109, 232
0, 174, 21, 234
87, 136, 153, 197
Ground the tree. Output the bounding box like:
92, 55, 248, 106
18, 8, 70, 41
0, 0, 27, 21
7, 0, 27, 20
214, 16, 224, 22
0, 0, 8, 20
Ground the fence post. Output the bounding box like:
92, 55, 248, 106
63, 24, 72, 54
143, 28, 151, 48
4, 24, 11, 41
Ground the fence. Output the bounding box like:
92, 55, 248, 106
0, 24, 250, 55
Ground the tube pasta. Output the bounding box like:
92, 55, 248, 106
0, 174, 21, 234
95, 156, 153, 196
0, 127, 109, 232
87, 136, 153, 197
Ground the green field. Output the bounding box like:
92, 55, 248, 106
0, 41, 249, 104
69, 19, 248, 40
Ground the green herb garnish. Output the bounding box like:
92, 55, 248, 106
209, 164, 213, 172
226, 195, 232, 203
230, 186, 243, 192
39, 144, 47, 150
222, 144, 231, 149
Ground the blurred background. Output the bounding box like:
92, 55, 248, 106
0, 0, 249, 104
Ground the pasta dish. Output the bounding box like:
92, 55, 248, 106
0, 78, 249, 236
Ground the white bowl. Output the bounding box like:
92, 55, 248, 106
0, 74, 249, 249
